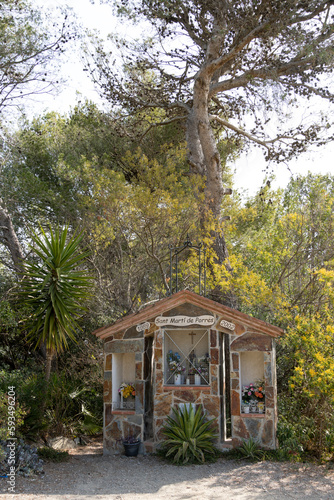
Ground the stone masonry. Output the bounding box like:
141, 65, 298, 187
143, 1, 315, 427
94, 290, 283, 454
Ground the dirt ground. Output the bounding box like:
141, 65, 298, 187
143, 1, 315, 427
1, 439, 334, 500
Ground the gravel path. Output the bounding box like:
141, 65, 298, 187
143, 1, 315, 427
1, 440, 333, 499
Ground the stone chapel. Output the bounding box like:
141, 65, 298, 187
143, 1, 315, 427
93, 289, 284, 454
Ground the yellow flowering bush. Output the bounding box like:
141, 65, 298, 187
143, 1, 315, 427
278, 312, 334, 457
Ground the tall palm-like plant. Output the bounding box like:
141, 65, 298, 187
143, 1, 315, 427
21, 225, 92, 381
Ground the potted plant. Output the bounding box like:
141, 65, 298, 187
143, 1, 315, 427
122, 435, 141, 457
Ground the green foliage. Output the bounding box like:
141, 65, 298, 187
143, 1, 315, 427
1, 95, 334, 465
43, 373, 102, 437
19, 224, 93, 381
230, 174, 334, 318
276, 304, 334, 459
0, 369, 102, 440
0, 369, 49, 439
0, 0, 69, 115
236, 438, 265, 461
21, 224, 92, 353
1, 106, 206, 321
0, 444, 5, 464
37, 447, 69, 462
1, 105, 126, 229
0, 278, 35, 370
276, 414, 308, 462
284, 315, 334, 404
0, 389, 26, 440
75, 414, 102, 436
97, 146, 204, 297
161, 405, 218, 465
224, 174, 334, 459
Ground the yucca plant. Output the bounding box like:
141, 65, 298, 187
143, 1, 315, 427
161, 404, 218, 464
20, 224, 92, 381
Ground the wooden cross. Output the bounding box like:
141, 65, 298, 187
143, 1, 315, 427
189, 331, 196, 344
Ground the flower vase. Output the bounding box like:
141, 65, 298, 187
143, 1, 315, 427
258, 402, 265, 413
250, 401, 257, 413
194, 374, 201, 385
174, 373, 182, 385
243, 405, 250, 414
127, 396, 135, 409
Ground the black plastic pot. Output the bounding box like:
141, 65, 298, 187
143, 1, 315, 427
123, 441, 140, 457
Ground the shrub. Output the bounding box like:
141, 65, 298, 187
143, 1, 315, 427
279, 312, 334, 458
236, 437, 265, 461
278, 314, 334, 459
0, 389, 26, 440
276, 413, 307, 461
37, 447, 70, 462
0, 369, 47, 439
0, 370, 103, 440
160, 404, 218, 465
0, 443, 5, 464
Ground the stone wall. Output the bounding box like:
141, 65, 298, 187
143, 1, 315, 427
229, 326, 277, 449
103, 336, 145, 454
102, 303, 279, 454
152, 328, 221, 446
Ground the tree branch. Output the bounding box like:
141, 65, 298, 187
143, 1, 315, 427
139, 115, 187, 142
207, 21, 271, 74
278, 79, 334, 101
209, 114, 270, 150
290, 1, 334, 24
209, 55, 325, 97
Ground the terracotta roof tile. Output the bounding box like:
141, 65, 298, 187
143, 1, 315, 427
92, 290, 284, 339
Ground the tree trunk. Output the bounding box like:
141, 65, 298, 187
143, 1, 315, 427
187, 66, 232, 271
0, 200, 25, 273
185, 31, 235, 305
45, 348, 54, 383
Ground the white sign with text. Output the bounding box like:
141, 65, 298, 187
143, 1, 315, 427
136, 322, 151, 332
220, 319, 235, 331
155, 315, 215, 327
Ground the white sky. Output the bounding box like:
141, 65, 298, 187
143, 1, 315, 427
30, 0, 334, 196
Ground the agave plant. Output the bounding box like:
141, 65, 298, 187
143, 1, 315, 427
237, 437, 265, 461
161, 404, 218, 464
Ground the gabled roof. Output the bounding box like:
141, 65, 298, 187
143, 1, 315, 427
93, 290, 284, 339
